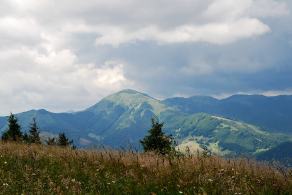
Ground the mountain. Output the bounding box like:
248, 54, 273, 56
0, 89, 291, 158
0, 89, 172, 147
256, 142, 292, 166
169, 113, 289, 156
163, 95, 292, 134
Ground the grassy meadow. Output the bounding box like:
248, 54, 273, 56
0, 143, 291, 194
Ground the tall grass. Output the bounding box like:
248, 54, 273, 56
0, 142, 291, 194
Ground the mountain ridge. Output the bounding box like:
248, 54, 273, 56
164, 93, 292, 133
0, 89, 291, 159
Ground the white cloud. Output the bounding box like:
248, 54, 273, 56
0, 0, 290, 114
95, 18, 270, 46
1, 0, 286, 47
203, 0, 252, 21
0, 44, 132, 114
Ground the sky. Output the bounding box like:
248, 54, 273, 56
0, 0, 292, 114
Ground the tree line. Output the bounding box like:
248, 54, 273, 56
1, 113, 74, 148
1, 113, 174, 154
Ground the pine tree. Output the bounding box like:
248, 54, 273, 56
28, 118, 41, 144
57, 132, 74, 148
140, 118, 174, 155
2, 113, 23, 141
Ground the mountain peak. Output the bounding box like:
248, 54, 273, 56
104, 89, 156, 106
117, 89, 140, 94
87, 89, 168, 115
115, 89, 151, 98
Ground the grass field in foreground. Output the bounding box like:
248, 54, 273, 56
0, 143, 291, 194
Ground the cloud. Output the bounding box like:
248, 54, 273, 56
0, 0, 290, 114
0, 43, 132, 114
95, 19, 270, 46
250, 0, 290, 17
0, 0, 287, 49
2, 0, 286, 47
91, 0, 286, 46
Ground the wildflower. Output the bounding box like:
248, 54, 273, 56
71, 179, 76, 182
4, 161, 7, 164
3, 183, 8, 186
178, 191, 183, 194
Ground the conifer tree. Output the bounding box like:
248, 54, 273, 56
140, 118, 174, 155
28, 118, 41, 144
57, 132, 74, 148
2, 113, 23, 141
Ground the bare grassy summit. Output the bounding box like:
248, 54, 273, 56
0, 143, 291, 194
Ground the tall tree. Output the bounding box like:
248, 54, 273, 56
2, 113, 23, 141
28, 118, 41, 144
140, 118, 174, 155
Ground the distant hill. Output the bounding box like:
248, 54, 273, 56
166, 113, 290, 156
257, 142, 292, 166
163, 94, 292, 134
0, 89, 291, 158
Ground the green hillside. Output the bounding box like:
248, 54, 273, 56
165, 113, 290, 156
163, 95, 292, 134
0, 89, 290, 158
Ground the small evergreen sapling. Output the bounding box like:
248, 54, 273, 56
28, 118, 41, 144
57, 132, 74, 148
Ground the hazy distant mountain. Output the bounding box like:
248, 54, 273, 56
256, 142, 292, 166
0, 89, 291, 158
163, 95, 292, 134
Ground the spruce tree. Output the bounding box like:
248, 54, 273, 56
2, 113, 23, 141
28, 118, 41, 144
140, 118, 173, 155
57, 132, 74, 147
